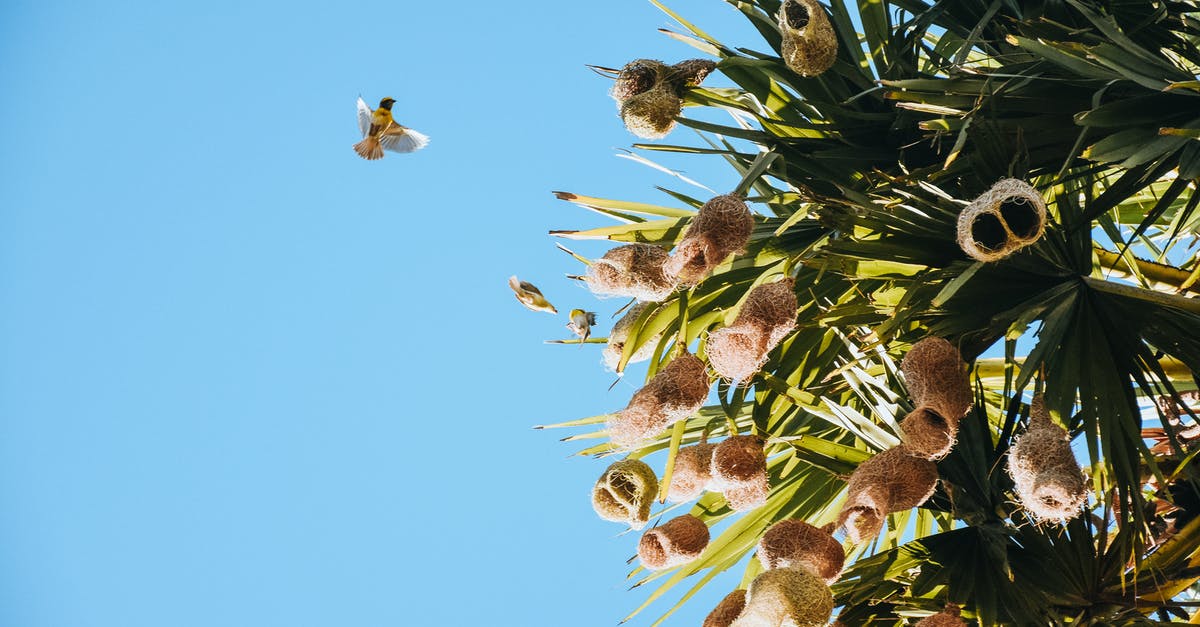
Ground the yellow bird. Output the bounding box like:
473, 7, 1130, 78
353, 97, 429, 160
567, 309, 598, 344
509, 276, 557, 314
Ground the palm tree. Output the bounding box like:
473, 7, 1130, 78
540, 1, 1200, 624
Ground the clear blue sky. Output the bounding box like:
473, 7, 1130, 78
0, 1, 765, 625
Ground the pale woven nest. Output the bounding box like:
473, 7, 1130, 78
591, 459, 659, 529
915, 604, 966, 626
778, 0, 838, 77
730, 567, 834, 627
725, 473, 770, 512
667, 442, 715, 502
607, 352, 710, 447
838, 445, 939, 544
585, 243, 675, 302
1007, 395, 1086, 522
956, 178, 1047, 262
620, 88, 683, 139
708, 327, 770, 382
704, 590, 749, 627
708, 279, 798, 381
638, 514, 710, 570
603, 303, 662, 371
757, 520, 845, 584
611, 59, 668, 102
663, 194, 755, 285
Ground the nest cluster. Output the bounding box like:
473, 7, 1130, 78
1007, 395, 1087, 522
915, 604, 967, 627
585, 243, 675, 302
899, 337, 973, 460
708, 279, 799, 381
956, 178, 1047, 262
638, 513, 710, 570
778, 0, 838, 77
664, 194, 756, 285
837, 445, 939, 544
612, 58, 718, 138
591, 459, 659, 530
607, 352, 710, 447
603, 303, 662, 371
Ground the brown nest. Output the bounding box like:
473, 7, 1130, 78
1007, 395, 1086, 522
902, 337, 973, 424
837, 445, 939, 544
707, 327, 769, 382
708, 279, 798, 381
620, 88, 683, 139
611, 59, 668, 102
757, 520, 844, 584
670, 59, 718, 89
638, 514, 710, 570
731, 567, 834, 627
585, 243, 675, 302
899, 407, 957, 461
915, 604, 966, 627
711, 435, 767, 489
704, 590, 748, 627
603, 303, 661, 371
956, 178, 1047, 262
778, 0, 838, 77
663, 194, 755, 285
591, 459, 659, 529
608, 352, 710, 447
667, 442, 716, 502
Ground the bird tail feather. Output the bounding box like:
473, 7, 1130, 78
353, 137, 384, 160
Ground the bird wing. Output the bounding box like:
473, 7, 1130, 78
356, 98, 373, 137
380, 126, 430, 153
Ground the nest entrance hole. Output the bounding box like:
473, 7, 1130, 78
784, 1, 810, 29
970, 212, 1008, 251
998, 196, 1040, 238
609, 475, 638, 503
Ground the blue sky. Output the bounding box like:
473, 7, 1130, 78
0, 1, 768, 625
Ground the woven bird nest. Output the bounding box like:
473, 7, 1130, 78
838, 445, 939, 543
956, 178, 1047, 262
899, 337, 972, 459
603, 303, 662, 371
915, 604, 966, 627
664, 194, 755, 285
757, 520, 845, 584
585, 243, 675, 302
670, 59, 718, 89
730, 567, 834, 627
777, 0, 838, 77
608, 352, 710, 447
712, 435, 770, 511
725, 473, 770, 512
899, 408, 957, 461
667, 442, 716, 502
591, 459, 659, 529
704, 590, 748, 627
1007, 395, 1087, 522
638, 514, 710, 570
620, 88, 684, 139
612, 59, 668, 102
708, 279, 798, 381
613, 58, 717, 138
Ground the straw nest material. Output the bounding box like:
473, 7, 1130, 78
838, 445, 939, 544
664, 194, 755, 285
915, 604, 966, 627
956, 178, 1047, 262
607, 352, 710, 447
638, 514, 710, 570
591, 459, 659, 529
585, 243, 675, 302
899, 338, 972, 459
613, 58, 717, 138
725, 473, 770, 512
611, 59, 667, 102
667, 442, 716, 502
778, 0, 838, 77
708, 279, 798, 381
1007, 395, 1087, 522
730, 567, 834, 627
620, 88, 683, 139
899, 408, 958, 461
670, 59, 718, 89
603, 303, 662, 371
704, 590, 749, 627
757, 520, 845, 584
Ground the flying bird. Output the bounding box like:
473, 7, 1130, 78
353, 97, 429, 160
567, 309, 598, 344
509, 276, 557, 314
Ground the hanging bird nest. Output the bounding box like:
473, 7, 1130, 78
757, 520, 844, 584
837, 445, 939, 544
611, 59, 668, 102
915, 604, 966, 627
711, 435, 768, 489
607, 352, 710, 447
730, 567, 834, 627
591, 459, 659, 530
902, 337, 973, 424
1007, 395, 1087, 522
667, 442, 716, 502
708, 279, 798, 381
670, 58, 719, 89
620, 88, 683, 139
777, 0, 838, 77
725, 473, 770, 512
585, 243, 675, 302
603, 303, 662, 371
956, 178, 1047, 262
664, 194, 755, 285
638, 514, 711, 570
704, 590, 748, 627
899, 407, 957, 461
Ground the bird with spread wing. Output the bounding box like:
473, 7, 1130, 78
353, 97, 429, 160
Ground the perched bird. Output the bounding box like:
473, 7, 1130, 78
509, 276, 557, 314
353, 97, 430, 160
567, 309, 598, 344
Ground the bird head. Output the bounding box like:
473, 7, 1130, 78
379, 97, 397, 110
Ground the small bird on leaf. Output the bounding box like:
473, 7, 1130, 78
567, 309, 598, 344
509, 276, 557, 314
353, 97, 429, 160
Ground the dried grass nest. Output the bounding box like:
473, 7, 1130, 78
591, 458, 659, 529
704, 590, 748, 627
899, 337, 973, 460
778, 0, 838, 77
607, 351, 710, 447
837, 445, 939, 544
638, 514, 710, 570
956, 178, 1047, 262
708, 279, 798, 381
613, 58, 718, 138
757, 520, 844, 584
915, 604, 965, 626
603, 303, 662, 371
1007, 395, 1087, 522
667, 442, 716, 502
711, 435, 770, 511
585, 243, 675, 302
730, 567, 834, 627
663, 194, 755, 285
